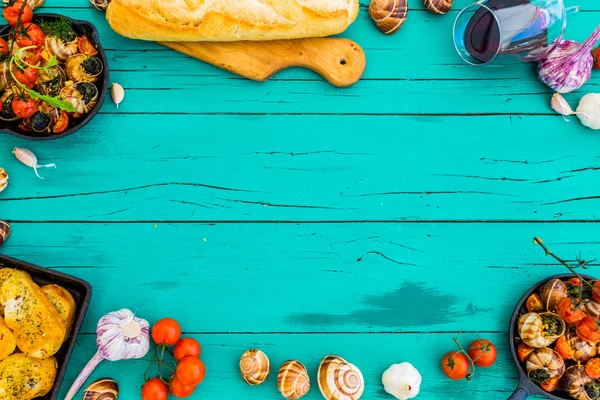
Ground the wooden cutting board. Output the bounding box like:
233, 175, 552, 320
160, 38, 366, 88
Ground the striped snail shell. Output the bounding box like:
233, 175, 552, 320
83, 378, 118, 400
240, 349, 270, 385
278, 360, 310, 400
0, 168, 7, 193
423, 0, 453, 14
0, 221, 9, 247
317, 356, 364, 400
368, 0, 408, 35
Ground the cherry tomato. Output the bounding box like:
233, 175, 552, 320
13, 66, 38, 89
176, 356, 206, 386
569, 278, 581, 286
526, 293, 544, 313
16, 23, 45, 48
174, 338, 201, 361
593, 47, 600, 70
170, 377, 196, 398
141, 378, 169, 400
22, 47, 42, 65
441, 351, 469, 380
555, 335, 573, 360
3, 1, 33, 27
540, 377, 560, 392
467, 339, 497, 368
586, 358, 600, 379
557, 297, 587, 324
0, 38, 8, 58
11, 95, 37, 118
78, 35, 98, 56
152, 318, 181, 346
593, 281, 600, 303
517, 343, 533, 363
53, 111, 69, 133
577, 316, 600, 343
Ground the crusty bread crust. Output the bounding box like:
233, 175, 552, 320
106, 0, 359, 42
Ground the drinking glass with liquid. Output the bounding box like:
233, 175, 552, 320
453, 0, 580, 65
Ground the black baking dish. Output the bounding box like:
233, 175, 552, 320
0, 14, 109, 141
0, 253, 92, 400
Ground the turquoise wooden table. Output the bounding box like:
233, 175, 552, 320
1, 0, 600, 398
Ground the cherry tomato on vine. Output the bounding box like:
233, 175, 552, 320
593, 47, 600, 70
174, 338, 201, 361
577, 316, 600, 342
12, 95, 37, 118
13, 66, 38, 89
557, 297, 587, 324
151, 318, 181, 345
141, 377, 169, 400
170, 377, 196, 398
15, 23, 45, 47
441, 352, 469, 380
53, 111, 69, 133
0, 38, 8, 58
593, 281, 600, 302
176, 356, 206, 386
467, 339, 497, 368
586, 358, 600, 379
78, 35, 98, 56
3, 1, 33, 27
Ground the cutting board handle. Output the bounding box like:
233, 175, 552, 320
161, 38, 366, 88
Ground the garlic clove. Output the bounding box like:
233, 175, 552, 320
551, 93, 575, 116
111, 83, 124, 108
12, 148, 56, 180
382, 362, 422, 400
577, 93, 600, 130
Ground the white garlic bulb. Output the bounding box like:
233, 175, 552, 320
577, 93, 600, 130
382, 362, 421, 400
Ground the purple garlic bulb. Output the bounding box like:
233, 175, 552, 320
538, 25, 600, 93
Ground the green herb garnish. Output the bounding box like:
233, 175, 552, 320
39, 17, 76, 42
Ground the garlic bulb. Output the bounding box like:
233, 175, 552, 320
577, 93, 600, 130
64, 309, 150, 400
382, 363, 421, 400
538, 25, 600, 93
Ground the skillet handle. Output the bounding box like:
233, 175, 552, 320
507, 387, 529, 400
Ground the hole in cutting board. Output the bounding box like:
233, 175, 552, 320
340, 59, 347, 65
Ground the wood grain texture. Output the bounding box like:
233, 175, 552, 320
161, 38, 366, 87
1, 115, 599, 221
2, 222, 598, 334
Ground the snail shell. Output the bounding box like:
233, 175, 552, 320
65, 54, 103, 83
278, 360, 310, 400
560, 365, 592, 400
240, 349, 270, 386
45, 37, 78, 63
83, 378, 118, 400
526, 348, 565, 384
26, 0, 45, 9
59, 82, 99, 119
0, 221, 10, 247
318, 355, 364, 400
518, 312, 565, 348
90, 0, 111, 11
369, 0, 408, 35
423, 0, 453, 14
540, 279, 568, 312
0, 168, 7, 193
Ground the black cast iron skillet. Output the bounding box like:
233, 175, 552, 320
0, 14, 109, 140
508, 273, 596, 400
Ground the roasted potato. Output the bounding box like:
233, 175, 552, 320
41, 284, 76, 340
0, 353, 57, 399
0, 316, 15, 361
0, 269, 66, 358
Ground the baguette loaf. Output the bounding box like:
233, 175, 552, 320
106, 0, 359, 42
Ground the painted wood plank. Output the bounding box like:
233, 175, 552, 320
59, 332, 516, 400
2, 115, 600, 222
2, 222, 598, 333
3, 3, 594, 115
